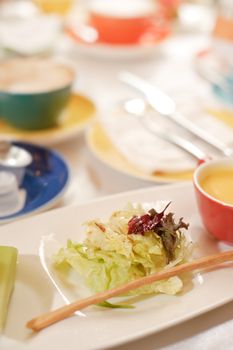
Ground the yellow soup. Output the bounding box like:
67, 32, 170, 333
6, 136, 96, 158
200, 167, 233, 205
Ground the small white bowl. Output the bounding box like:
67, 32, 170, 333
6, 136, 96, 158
0, 171, 21, 215
0, 144, 32, 185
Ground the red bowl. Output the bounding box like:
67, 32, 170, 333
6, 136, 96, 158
90, 14, 169, 44
87, 0, 170, 45
193, 158, 233, 244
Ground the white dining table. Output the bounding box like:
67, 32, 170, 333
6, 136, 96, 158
1, 25, 233, 349
43, 30, 233, 350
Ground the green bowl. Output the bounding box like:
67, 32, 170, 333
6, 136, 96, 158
0, 58, 75, 130
0, 84, 73, 130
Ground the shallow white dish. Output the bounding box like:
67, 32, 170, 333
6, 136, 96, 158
70, 41, 162, 60
66, 23, 169, 60
0, 15, 61, 55
1, 182, 233, 350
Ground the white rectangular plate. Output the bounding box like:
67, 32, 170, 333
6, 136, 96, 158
1, 183, 233, 350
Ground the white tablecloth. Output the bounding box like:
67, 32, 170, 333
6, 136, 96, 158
1, 28, 233, 349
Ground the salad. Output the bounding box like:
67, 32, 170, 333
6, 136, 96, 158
53, 203, 193, 298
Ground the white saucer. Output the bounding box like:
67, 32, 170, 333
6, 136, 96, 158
66, 22, 170, 60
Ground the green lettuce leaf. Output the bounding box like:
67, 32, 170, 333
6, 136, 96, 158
53, 203, 192, 299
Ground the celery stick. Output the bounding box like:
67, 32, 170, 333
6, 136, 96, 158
0, 246, 18, 331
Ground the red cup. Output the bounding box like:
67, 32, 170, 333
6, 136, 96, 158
193, 158, 233, 244
88, 0, 169, 44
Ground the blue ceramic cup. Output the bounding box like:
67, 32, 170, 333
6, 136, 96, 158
0, 58, 75, 130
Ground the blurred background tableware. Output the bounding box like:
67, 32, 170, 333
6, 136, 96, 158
0, 141, 32, 185
86, 0, 169, 45
0, 94, 95, 146
193, 157, 233, 244
120, 71, 233, 156
0, 170, 26, 217
195, 49, 233, 107
33, 0, 73, 16
87, 114, 200, 184
121, 97, 209, 162
0, 0, 39, 20
66, 0, 170, 59
158, 0, 181, 19
0, 15, 62, 56
210, 0, 233, 94
0, 141, 70, 224
213, 0, 233, 43
0, 57, 75, 130
87, 60, 233, 184
177, 0, 216, 33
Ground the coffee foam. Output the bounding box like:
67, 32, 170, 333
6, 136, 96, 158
0, 58, 74, 93
89, 0, 156, 18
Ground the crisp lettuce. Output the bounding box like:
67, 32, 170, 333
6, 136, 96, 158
53, 203, 192, 297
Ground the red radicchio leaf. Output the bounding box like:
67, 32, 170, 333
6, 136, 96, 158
128, 202, 171, 235
127, 202, 189, 263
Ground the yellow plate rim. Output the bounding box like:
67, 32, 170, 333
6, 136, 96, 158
86, 121, 194, 183
0, 94, 96, 146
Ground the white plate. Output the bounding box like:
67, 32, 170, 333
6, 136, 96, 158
0, 15, 61, 56
66, 23, 169, 60
1, 182, 233, 350
70, 41, 162, 60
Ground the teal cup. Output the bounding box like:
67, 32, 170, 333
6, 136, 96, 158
0, 59, 75, 130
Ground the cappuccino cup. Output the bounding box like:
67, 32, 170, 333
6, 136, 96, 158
88, 0, 164, 44
0, 58, 75, 130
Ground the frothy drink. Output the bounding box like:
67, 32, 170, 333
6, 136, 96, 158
89, 0, 156, 18
0, 59, 74, 93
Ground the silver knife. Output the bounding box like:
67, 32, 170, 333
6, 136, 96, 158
122, 98, 208, 161
119, 71, 233, 157
140, 119, 208, 161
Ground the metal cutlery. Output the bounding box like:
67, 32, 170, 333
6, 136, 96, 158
122, 98, 208, 161
119, 71, 233, 157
